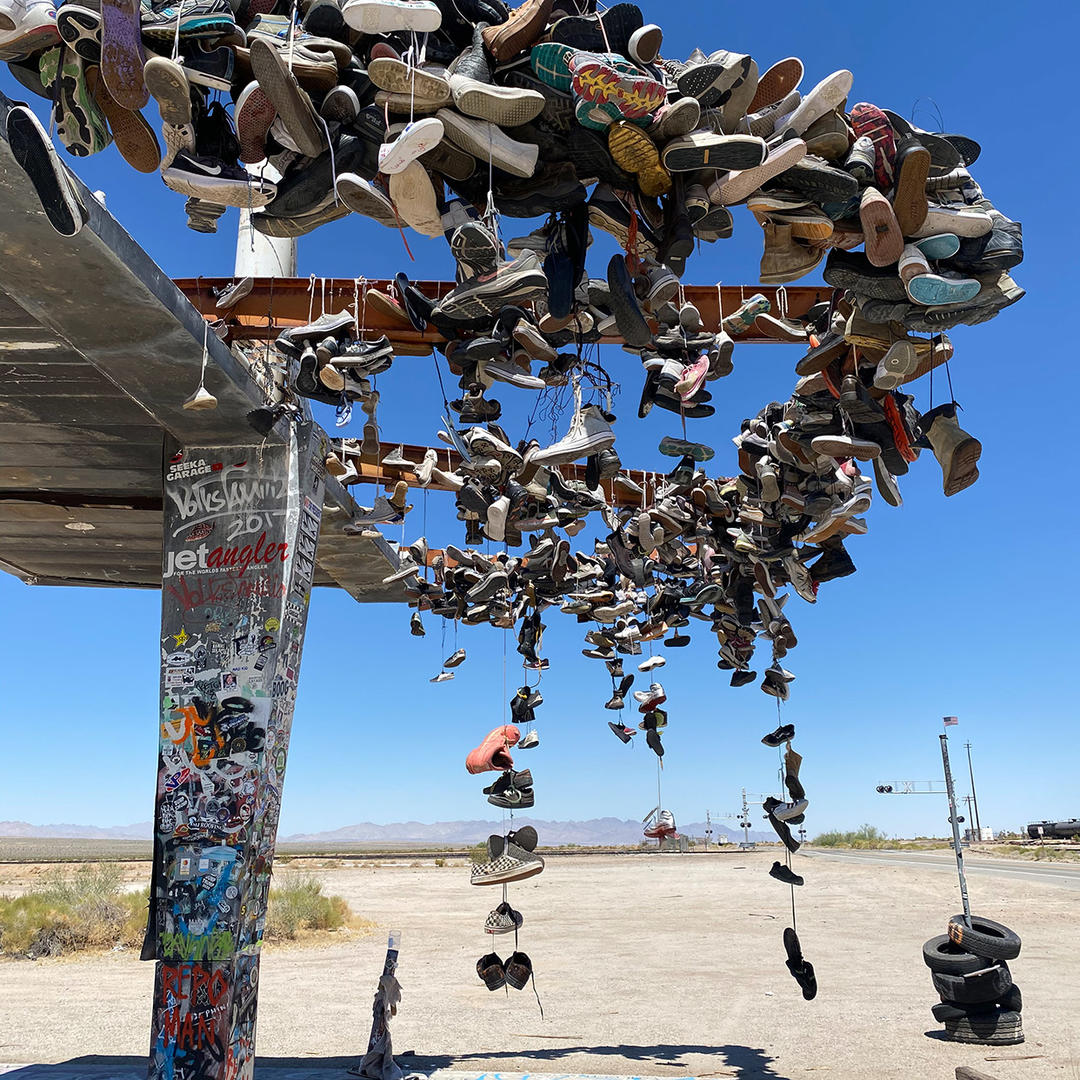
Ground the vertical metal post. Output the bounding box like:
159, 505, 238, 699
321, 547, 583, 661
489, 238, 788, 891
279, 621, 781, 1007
235, 207, 297, 279
145, 423, 327, 1080
965, 742, 982, 837
939, 732, 971, 924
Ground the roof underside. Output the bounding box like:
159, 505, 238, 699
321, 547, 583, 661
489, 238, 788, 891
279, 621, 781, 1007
0, 89, 401, 601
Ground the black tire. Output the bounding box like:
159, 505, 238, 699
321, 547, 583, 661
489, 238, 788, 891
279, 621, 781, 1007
931, 983, 1022, 1022
942, 1010, 1023, 1045
922, 934, 986, 975
932, 961, 1012, 1004
948, 914, 1021, 961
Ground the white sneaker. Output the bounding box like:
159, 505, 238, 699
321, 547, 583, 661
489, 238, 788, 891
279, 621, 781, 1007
638, 655, 666, 672
437, 107, 538, 178
0, 0, 57, 55
531, 405, 616, 467
341, 0, 441, 34
378, 116, 444, 174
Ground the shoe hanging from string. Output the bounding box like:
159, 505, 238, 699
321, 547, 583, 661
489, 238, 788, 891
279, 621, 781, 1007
183, 320, 218, 410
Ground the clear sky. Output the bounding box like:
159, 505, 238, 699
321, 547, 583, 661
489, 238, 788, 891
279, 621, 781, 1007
1, 2, 1077, 841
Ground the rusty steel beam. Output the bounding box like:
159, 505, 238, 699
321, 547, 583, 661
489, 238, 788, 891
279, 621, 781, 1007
175, 278, 832, 347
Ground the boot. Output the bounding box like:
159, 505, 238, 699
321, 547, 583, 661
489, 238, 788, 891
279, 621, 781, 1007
760, 223, 821, 284
784, 745, 805, 802
922, 403, 981, 496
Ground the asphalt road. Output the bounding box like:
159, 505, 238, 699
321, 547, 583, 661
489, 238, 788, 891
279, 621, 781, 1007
805, 846, 1080, 888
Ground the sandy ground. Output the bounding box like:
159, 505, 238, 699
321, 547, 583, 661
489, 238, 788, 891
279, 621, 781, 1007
2, 852, 1078, 1080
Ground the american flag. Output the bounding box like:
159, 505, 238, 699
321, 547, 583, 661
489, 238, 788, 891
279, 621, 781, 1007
943, 716, 959, 726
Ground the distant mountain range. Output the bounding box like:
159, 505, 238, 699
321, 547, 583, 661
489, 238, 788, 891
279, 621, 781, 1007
284, 818, 774, 846
0, 820, 152, 840
1, 818, 773, 845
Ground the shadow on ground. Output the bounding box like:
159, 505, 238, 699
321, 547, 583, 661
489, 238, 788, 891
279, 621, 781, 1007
2, 1047, 791, 1079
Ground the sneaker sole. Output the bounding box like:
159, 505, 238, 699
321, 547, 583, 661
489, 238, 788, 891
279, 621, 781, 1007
438, 109, 537, 178
608, 121, 666, 183
676, 56, 751, 109
572, 60, 665, 119
893, 148, 932, 236
100, 0, 147, 109
56, 5, 101, 63
143, 57, 192, 125
823, 254, 907, 301
86, 65, 160, 172
906, 274, 982, 307
249, 38, 326, 158
368, 58, 449, 100
662, 133, 765, 173
162, 166, 276, 208
749, 56, 803, 112
452, 81, 545, 127
341, 0, 441, 33
588, 203, 658, 256
0, 18, 59, 61
713, 139, 807, 205
859, 195, 904, 267
7, 105, 84, 236
235, 81, 277, 164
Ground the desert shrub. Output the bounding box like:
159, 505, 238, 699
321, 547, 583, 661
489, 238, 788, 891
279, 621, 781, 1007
264, 875, 351, 941
812, 824, 889, 849
0, 865, 147, 957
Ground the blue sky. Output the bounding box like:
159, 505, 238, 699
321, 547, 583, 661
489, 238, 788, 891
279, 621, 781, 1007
1, 3, 1077, 840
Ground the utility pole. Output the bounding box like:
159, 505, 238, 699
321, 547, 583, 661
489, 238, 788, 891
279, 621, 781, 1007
965, 741, 982, 837
940, 730, 972, 925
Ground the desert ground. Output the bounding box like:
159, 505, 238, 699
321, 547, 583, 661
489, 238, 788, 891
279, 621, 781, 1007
2, 851, 1078, 1080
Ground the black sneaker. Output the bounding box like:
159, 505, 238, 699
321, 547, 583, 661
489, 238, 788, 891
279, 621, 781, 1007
730, 669, 756, 688
783, 927, 818, 1001
769, 861, 804, 886
761, 723, 795, 747
7, 105, 86, 236
180, 45, 234, 91
767, 811, 800, 853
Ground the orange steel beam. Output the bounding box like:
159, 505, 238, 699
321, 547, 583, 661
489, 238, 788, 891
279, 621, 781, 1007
329, 440, 722, 510
175, 278, 832, 347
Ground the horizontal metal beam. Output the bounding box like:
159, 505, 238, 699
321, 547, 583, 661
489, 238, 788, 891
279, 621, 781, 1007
175, 277, 832, 347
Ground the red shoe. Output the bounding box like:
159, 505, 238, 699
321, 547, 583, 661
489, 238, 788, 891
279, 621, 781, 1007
465, 724, 521, 775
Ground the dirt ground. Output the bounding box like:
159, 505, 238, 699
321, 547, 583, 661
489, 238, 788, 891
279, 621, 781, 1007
2, 852, 1077, 1080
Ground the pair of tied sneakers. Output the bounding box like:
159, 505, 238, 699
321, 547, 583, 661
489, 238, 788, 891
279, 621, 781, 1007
477, 948, 534, 991
471, 827, 544, 886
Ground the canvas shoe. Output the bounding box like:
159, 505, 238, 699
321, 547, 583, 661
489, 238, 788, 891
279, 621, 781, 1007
378, 116, 444, 174
388, 160, 442, 237
661, 131, 765, 173
6, 103, 85, 234
449, 72, 545, 126
437, 108, 538, 177
341, 0, 440, 33
778, 69, 852, 137
749, 56, 803, 111
471, 836, 545, 885
849, 101, 896, 190
484, 901, 524, 934
859, 187, 903, 267
709, 138, 806, 206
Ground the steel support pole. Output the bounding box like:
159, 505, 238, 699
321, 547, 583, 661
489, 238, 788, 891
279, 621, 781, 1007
939, 732, 972, 924
144, 422, 326, 1080
965, 742, 983, 837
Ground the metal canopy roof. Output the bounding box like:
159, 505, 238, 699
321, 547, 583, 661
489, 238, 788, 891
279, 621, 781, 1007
0, 89, 401, 601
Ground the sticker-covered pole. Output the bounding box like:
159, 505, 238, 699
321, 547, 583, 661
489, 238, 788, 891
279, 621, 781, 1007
145, 422, 327, 1080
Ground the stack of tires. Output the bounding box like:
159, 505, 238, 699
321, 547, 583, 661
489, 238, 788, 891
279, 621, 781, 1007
922, 914, 1024, 1045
